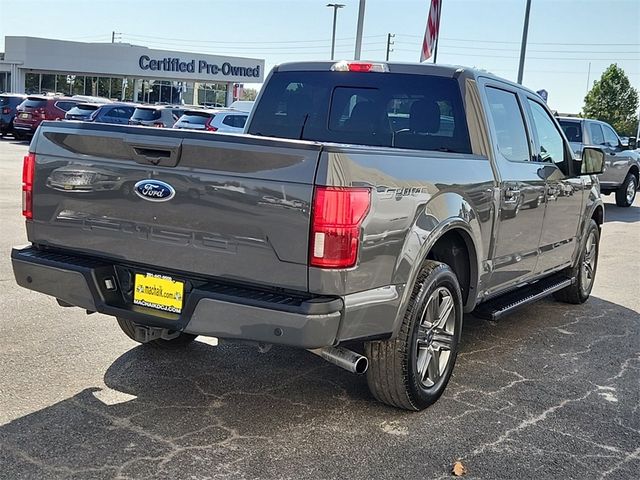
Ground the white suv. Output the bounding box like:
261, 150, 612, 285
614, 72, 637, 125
173, 109, 248, 133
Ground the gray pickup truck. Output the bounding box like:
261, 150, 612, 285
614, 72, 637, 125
12, 61, 606, 411
558, 116, 639, 207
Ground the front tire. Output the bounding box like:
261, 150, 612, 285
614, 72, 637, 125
615, 173, 637, 207
116, 317, 197, 349
365, 261, 463, 411
553, 219, 600, 304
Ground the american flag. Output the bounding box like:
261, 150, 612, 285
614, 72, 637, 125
420, 0, 442, 62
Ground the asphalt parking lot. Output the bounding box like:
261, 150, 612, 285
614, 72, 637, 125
0, 138, 638, 480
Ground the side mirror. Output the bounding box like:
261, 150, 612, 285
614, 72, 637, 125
628, 137, 637, 150
578, 147, 605, 175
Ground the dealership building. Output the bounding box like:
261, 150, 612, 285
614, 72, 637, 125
0, 36, 264, 106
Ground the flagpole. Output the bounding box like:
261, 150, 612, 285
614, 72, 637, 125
433, 0, 442, 64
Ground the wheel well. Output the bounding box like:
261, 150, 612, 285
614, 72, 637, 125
592, 205, 604, 228
426, 229, 475, 306
629, 165, 639, 183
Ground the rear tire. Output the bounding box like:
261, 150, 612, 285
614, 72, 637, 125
116, 317, 197, 349
365, 261, 463, 411
615, 173, 637, 207
553, 219, 599, 304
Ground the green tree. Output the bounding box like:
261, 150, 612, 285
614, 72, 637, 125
241, 88, 258, 101
583, 64, 639, 136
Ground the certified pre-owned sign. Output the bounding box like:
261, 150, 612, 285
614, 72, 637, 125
138, 55, 261, 78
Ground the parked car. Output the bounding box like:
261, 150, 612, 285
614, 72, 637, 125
65, 103, 102, 121
12, 61, 606, 411
0, 93, 26, 137
90, 103, 136, 125
229, 100, 255, 113
558, 117, 639, 207
13, 95, 78, 138
173, 109, 248, 133
128, 105, 185, 128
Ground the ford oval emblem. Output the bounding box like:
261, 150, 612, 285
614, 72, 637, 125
134, 179, 176, 202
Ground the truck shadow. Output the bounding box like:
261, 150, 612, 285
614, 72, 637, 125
1, 296, 638, 479
604, 202, 640, 223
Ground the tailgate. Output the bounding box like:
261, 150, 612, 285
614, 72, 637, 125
29, 122, 322, 291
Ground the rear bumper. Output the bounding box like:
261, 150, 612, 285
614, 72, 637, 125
11, 246, 343, 349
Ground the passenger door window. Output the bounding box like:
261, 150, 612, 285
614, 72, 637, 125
527, 100, 566, 164
602, 124, 620, 147
589, 123, 605, 145
485, 87, 531, 162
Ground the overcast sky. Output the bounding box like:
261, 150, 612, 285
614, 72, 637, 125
0, 0, 638, 113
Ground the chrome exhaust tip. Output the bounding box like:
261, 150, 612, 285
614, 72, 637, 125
308, 346, 368, 375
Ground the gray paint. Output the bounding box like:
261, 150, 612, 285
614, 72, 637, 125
185, 299, 341, 349
16, 62, 604, 348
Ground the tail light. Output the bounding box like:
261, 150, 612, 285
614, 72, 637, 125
153, 122, 165, 128
331, 61, 389, 73
310, 187, 371, 268
2, 107, 10, 114
205, 119, 218, 132
22, 152, 35, 219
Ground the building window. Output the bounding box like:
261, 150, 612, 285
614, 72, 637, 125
41, 74, 55, 93
110, 78, 123, 100
197, 82, 228, 107
0, 72, 10, 93
56, 75, 72, 95
72, 76, 85, 96
25, 73, 40, 94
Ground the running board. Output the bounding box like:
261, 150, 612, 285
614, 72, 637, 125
473, 275, 575, 321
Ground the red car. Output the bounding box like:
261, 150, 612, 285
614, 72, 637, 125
13, 96, 78, 139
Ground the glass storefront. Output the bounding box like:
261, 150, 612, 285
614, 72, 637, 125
0, 72, 12, 92
197, 82, 228, 107
23, 72, 133, 99
19, 72, 230, 106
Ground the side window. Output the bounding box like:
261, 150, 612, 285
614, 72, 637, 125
589, 123, 605, 145
222, 115, 235, 127
527, 99, 566, 164
236, 115, 247, 128
485, 87, 531, 162
602, 124, 620, 147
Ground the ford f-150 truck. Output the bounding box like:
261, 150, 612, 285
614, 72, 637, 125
12, 61, 606, 411
558, 116, 639, 207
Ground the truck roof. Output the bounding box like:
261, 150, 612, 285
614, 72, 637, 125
273, 60, 541, 98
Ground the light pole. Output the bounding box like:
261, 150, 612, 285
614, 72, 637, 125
517, 0, 532, 84
327, 3, 345, 60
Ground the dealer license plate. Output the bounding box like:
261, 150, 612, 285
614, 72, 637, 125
133, 273, 184, 314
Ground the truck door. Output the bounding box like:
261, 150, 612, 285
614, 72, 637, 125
482, 84, 547, 294
524, 97, 584, 275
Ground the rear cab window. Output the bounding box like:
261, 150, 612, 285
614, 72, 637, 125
131, 108, 161, 121
248, 71, 472, 154
558, 120, 582, 143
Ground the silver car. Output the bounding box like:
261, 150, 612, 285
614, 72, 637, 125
173, 109, 248, 133
128, 105, 186, 128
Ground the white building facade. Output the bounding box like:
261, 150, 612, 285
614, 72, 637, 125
0, 36, 264, 106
